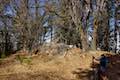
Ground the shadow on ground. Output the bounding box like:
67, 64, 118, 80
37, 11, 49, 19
72, 54, 120, 80
72, 68, 93, 80
0, 71, 68, 80
106, 54, 120, 80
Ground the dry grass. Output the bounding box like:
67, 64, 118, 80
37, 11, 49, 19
0, 49, 114, 80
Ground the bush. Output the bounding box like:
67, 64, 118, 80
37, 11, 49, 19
16, 55, 32, 64
0, 53, 6, 58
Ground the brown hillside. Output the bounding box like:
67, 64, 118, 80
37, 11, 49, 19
0, 48, 119, 80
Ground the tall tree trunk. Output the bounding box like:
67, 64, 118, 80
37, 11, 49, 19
92, 18, 98, 50
80, 26, 89, 51
51, 27, 53, 42
104, 15, 109, 51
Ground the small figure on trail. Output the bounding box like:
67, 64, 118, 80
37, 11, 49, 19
99, 54, 108, 72
93, 54, 108, 72
93, 54, 109, 80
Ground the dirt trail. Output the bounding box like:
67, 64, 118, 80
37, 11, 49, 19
0, 48, 119, 80
106, 54, 120, 80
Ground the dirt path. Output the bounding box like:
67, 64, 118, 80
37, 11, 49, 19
106, 54, 120, 80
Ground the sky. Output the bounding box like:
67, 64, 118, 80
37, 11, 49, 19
3, 0, 46, 16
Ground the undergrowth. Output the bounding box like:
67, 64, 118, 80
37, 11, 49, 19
16, 55, 32, 65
